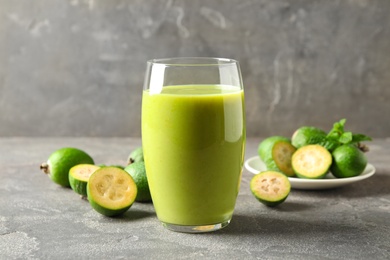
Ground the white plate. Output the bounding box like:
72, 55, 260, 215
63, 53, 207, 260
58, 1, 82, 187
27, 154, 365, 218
244, 156, 376, 190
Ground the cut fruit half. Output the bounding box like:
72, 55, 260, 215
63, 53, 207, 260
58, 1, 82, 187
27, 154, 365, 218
87, 167, 137, 217
292, 144, 332, 179
258, 136, 290, 161
258, 136, 296, 177
271, 141, 296, 177
69, 164, 100, 197
250, 171, 291, 207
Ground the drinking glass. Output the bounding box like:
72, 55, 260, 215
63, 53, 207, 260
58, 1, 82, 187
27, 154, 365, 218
142, 57, 245, 233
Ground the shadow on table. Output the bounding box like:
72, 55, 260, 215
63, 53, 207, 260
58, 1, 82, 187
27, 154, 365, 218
219, 213, 358, 236
272, 201, 313, 212
337, 170, 390, 198
295, 170, 390, 198
104, 203, 155, 221
121, 209, 155, 221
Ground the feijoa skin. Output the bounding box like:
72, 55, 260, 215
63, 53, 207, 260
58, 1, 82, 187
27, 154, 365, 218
331, 145, 367, 178
40, 147, 94, 187
124, 162, 152, 203
127, 147, 144, 164
292, 126, 327, 149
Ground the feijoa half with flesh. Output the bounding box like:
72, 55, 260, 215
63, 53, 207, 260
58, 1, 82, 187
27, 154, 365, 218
250, 171, 291, 207
258, 136, 296, 177
271, 141, 297, 177
292, 144, 332, 179
87, 167, 137, 217
258, 136, 290, 161
69, 164, 100, 197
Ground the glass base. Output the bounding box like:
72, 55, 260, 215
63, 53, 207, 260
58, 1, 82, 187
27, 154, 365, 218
161, 220, 231, 233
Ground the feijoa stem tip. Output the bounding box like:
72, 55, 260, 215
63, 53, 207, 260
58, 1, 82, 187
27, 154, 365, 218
40, 163, 49, 174
128, 158, 134, 165
357, 143, 369, 153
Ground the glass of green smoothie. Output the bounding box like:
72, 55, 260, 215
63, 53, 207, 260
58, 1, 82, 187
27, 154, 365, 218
142, 57, 246, 233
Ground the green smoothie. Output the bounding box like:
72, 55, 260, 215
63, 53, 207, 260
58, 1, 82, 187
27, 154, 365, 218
142, 85, 245, 226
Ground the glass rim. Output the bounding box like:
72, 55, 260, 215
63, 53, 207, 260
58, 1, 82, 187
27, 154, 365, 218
147, 57, 239, 67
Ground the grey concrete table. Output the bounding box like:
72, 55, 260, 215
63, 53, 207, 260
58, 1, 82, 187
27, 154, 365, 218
1, 138, 389, 259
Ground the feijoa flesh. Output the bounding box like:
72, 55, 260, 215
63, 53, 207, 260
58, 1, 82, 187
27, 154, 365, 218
292, 144, 332, 179
69, 164, 100, 197
250, 171, 291, 207
87, 167, 137, 217
258, 136, 296, 177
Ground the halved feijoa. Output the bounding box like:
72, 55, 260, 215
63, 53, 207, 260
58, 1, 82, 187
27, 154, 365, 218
87, 167, 137, 217
258, 136, 296, 177
250, 171, 291, 207
271, 141, 297, 177
69, 164, 100, 197
40, 147, 94, 187
292, 144, 332, 179
258, 136, 290, 161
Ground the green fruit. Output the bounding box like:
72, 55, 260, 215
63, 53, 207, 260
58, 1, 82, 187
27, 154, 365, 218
330, 145, 367, 178
69, 164, 100, 196
127, 147, 144, 164
271, 141, 297, 177
258, 136, 296, 177
124, 162, 152, 202
292, 126, 327, 149
292, 144, 332, 179
258, 136, 289, 160
40, 147, 94, 187
250, 171, 291, 207
87, 167, 137, 217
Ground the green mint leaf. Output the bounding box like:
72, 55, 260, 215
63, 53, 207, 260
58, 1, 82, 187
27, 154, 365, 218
326, 129, 339, 139
352, 133, 372, 143
319, 139, 339, 152
327, 118, 347, 138
327, 131, 338, 138
334, 118, 346, 132
323, 119, 371, 149
339, 132, 353, 144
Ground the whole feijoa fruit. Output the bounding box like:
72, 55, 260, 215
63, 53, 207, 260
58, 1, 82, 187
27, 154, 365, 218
124, 162, 151, 202
40, 147, 94, 187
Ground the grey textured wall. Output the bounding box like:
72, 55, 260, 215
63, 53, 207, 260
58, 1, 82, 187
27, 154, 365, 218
1, 0, 389, 137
